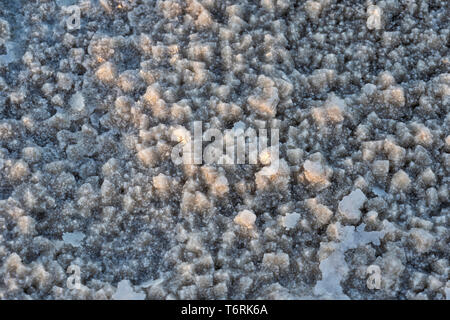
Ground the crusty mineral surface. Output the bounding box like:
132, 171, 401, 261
0, 0, 448, 300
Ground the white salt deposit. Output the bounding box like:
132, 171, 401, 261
314, 224, 385, 299
283, 213, 300, 229
112, 280, 146, 300
62, 232, 85, 247
338, 189, 367, 224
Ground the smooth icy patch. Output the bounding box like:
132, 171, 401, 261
112, 280, 146, 300
62, 232, 85, 247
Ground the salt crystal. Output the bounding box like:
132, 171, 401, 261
234, 210, 256, 229
139, 278, 164, 289
284, 213, 300, 229
372, 186, 387, 197
338, 189, 367, 223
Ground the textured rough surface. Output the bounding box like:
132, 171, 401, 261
0, 0, 448, 300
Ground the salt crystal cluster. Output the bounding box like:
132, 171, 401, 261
234, 210, 257, 229
0, 0, 448, 301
